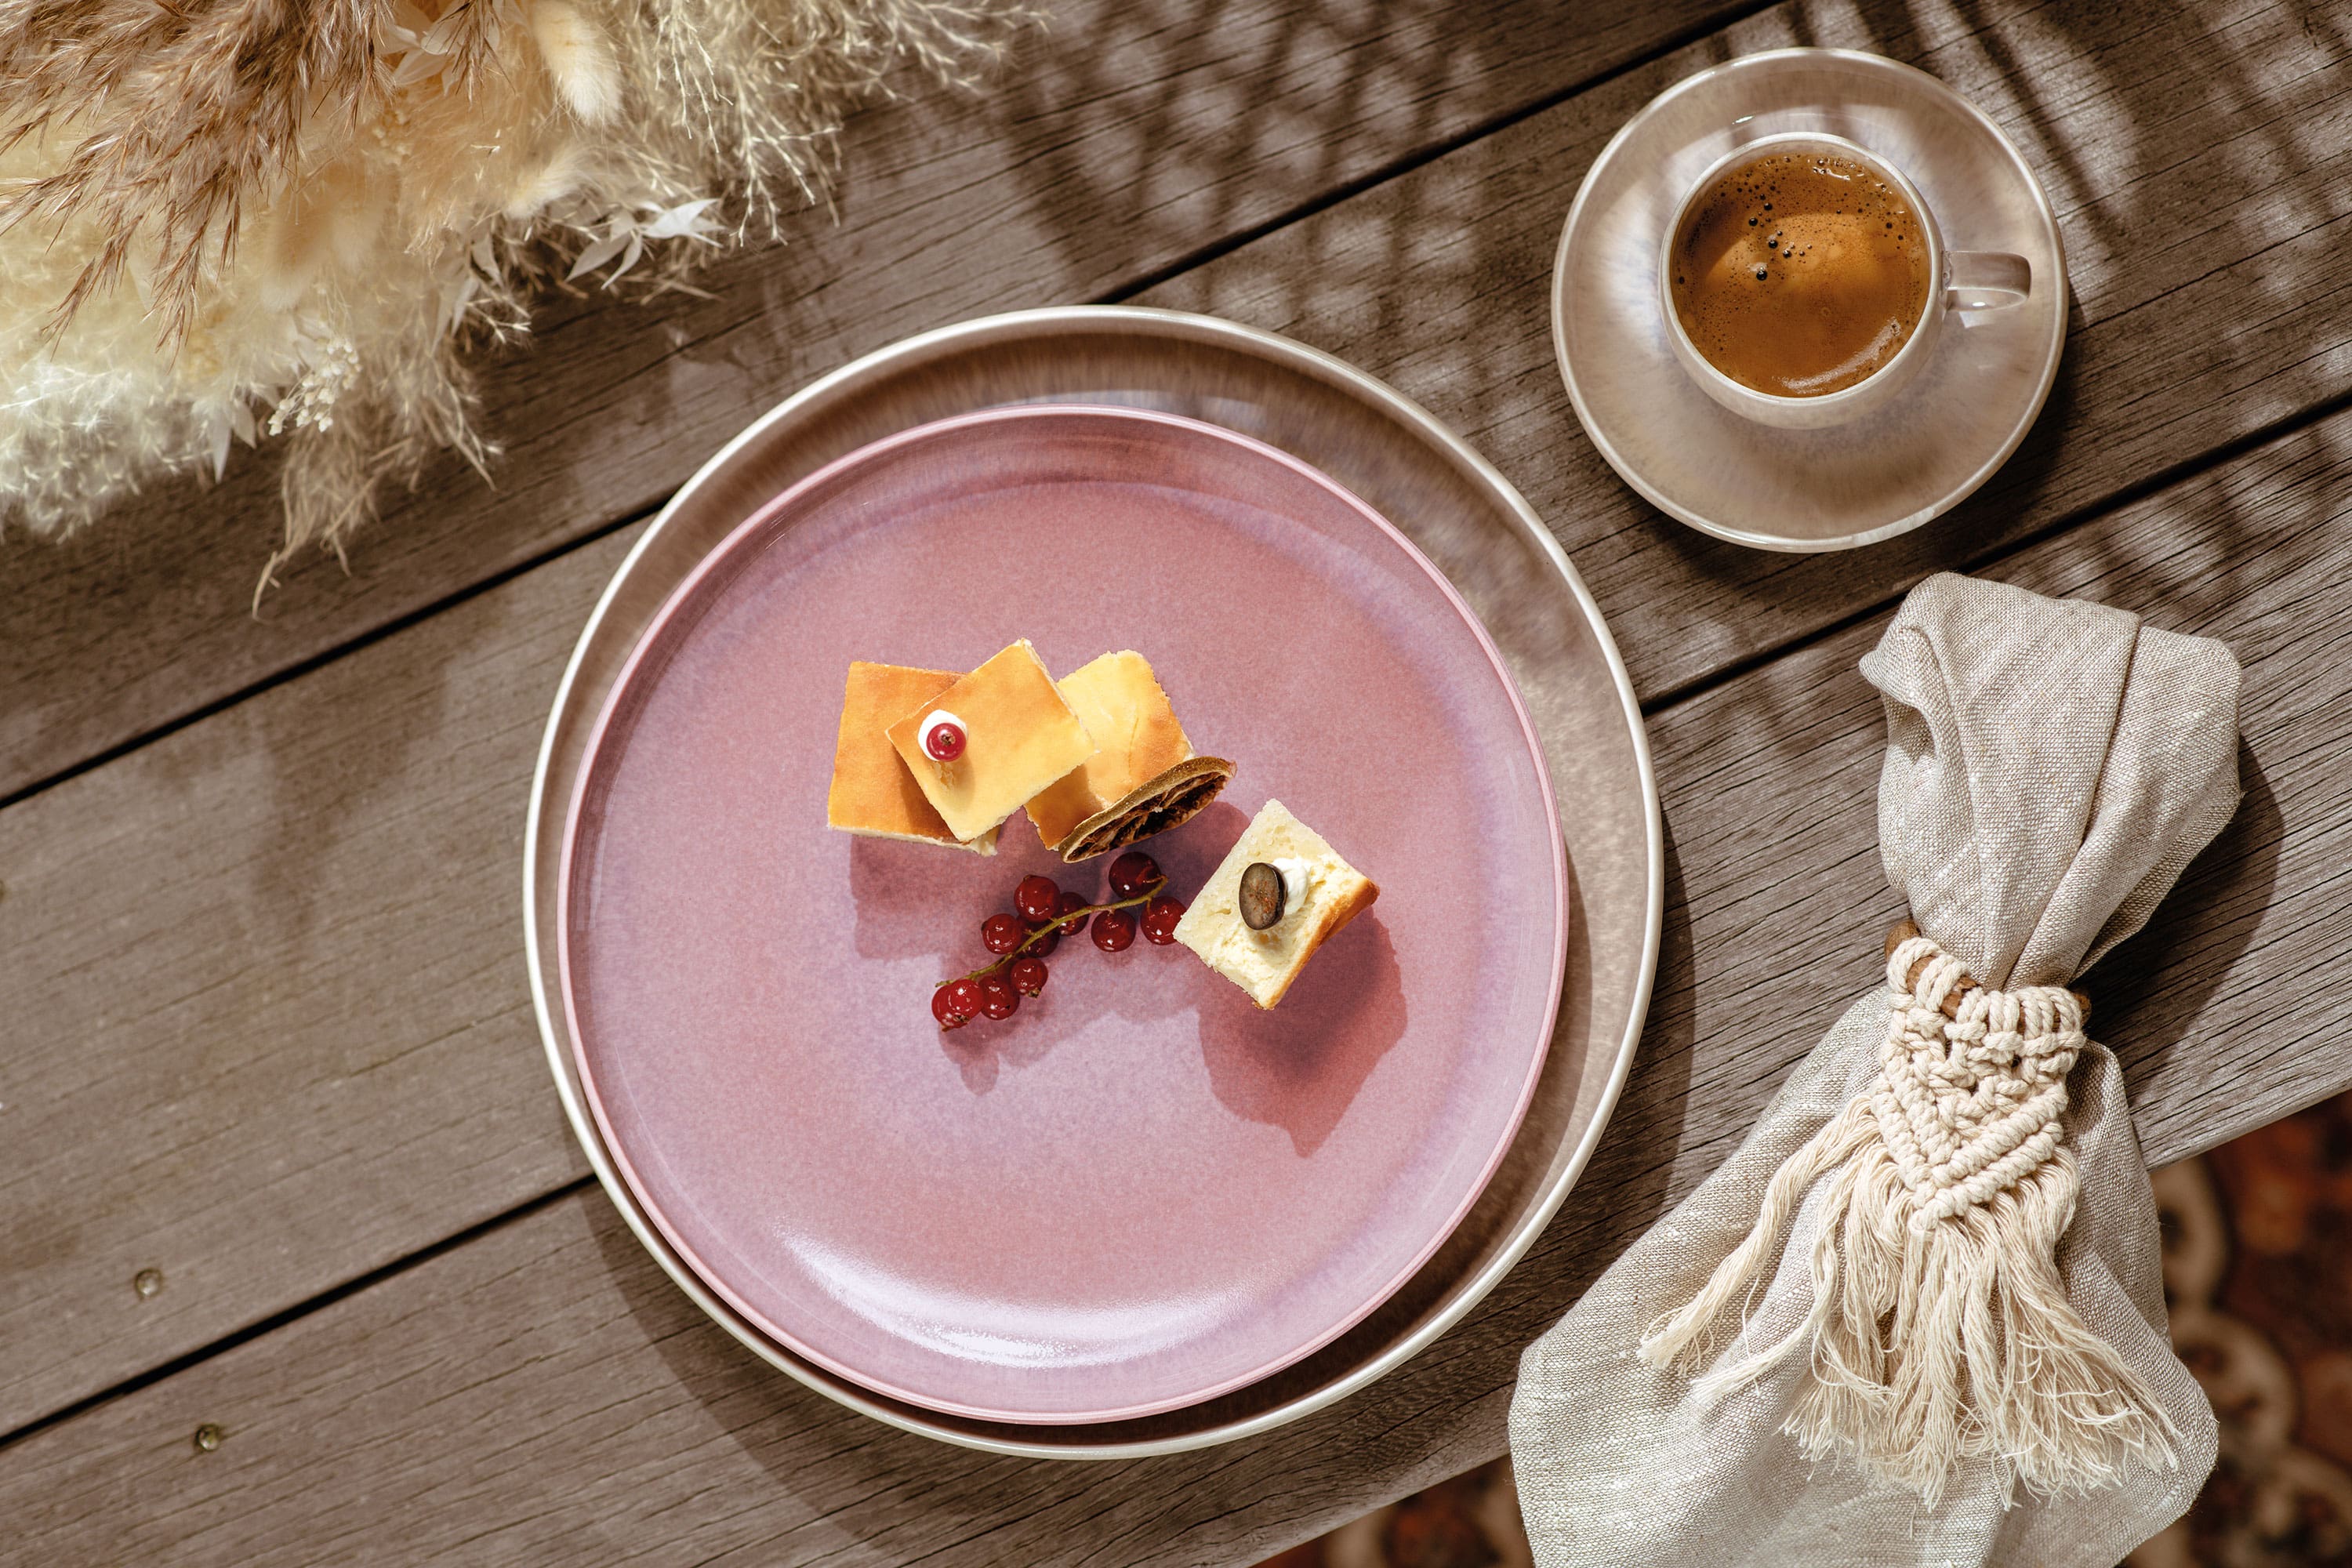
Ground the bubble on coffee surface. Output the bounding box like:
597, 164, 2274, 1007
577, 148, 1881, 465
1669, 152, 1931, 397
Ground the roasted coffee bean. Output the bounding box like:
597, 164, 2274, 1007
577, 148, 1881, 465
1239, 862, 1286, 931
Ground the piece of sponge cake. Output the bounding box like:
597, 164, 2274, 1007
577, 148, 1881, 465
1026, 650, 1233, 861
884, 640, 1094, 844
1173, 799, 1377, 1008
825, 662, 998, 853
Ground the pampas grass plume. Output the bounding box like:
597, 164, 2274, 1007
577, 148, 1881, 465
0, 0, 1036, 575
534, 1, 623, 123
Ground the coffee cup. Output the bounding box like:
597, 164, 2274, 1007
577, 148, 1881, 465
1657, 131, 2030, 430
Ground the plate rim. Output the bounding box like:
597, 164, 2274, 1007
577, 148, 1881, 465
1551, 45, 2069, 553
523, 304, 1664, 1457
554, 401, 1570, 1424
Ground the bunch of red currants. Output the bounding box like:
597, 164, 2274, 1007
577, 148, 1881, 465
932, 851, 1188, 1029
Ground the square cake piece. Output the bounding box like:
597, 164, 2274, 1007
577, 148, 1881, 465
826, 662, 998, 853
884, 640, 1094, 843
1173, 799, 1378, 1009
1025, 650, 1232, 862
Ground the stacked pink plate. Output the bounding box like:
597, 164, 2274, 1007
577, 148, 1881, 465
525, 307, 1661, 1455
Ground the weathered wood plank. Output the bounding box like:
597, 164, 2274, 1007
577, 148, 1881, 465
5, 386, 2345, 1568
12, 0, 2351, 807
1144, 0, 2352, 702
0, 531, 630, 1433
0, 0, 1748, 802
0, 1187, 1504, 1568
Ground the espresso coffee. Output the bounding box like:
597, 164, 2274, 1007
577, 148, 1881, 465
1669, 151, 1930, 397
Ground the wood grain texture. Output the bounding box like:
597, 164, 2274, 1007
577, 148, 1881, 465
1145, 0, 2352, 702
0, 1187, 1512, 1568
5, 390, 2346, 1566
0, 0, 1748, 804
16, 0, 2345, 804
0, 530, 631, 1436
6, 0, 2350, 1557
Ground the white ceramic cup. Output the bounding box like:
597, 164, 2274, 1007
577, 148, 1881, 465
1657, 131, 2030, 429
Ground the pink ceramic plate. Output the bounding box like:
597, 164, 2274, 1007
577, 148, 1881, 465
559, 405, 1565, 1423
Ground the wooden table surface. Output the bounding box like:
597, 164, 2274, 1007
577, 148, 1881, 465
6, 1, 2351, 1562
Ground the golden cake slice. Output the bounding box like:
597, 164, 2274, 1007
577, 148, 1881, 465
826, 662, 998, 853
1025, 650, 1235, 862
884, 640, 1094, 844
1173, 799, 1378, 1009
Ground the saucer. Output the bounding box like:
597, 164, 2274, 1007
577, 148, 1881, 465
1552, 48, 2067, 551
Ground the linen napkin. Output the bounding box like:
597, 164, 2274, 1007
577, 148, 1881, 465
1510, 572, 2238, 1567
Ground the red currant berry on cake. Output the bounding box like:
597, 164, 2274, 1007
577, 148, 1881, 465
979, 973, 1018, 1020
1106, 851, 1161, 900
1009, 956, 1049, 996
1141, 895, 1185, 946
943, 977, 985, 1022
981, 912, 1025, 955
921, 713, 967, 763
1014, 875, 1063, 924
1024, 924, 1060, 958
931, 985, 971, 1029
1091, 908, 1137, 952
1054, 890, 1091, 935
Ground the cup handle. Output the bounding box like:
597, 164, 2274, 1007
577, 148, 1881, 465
1947, 251, 2031, 311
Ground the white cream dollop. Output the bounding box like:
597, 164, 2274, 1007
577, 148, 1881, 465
1206, 857, 1318, 970
918, 709, 967, 761
1269, 857, 1315, 913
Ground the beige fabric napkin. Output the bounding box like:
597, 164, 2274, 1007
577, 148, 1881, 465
1510, 572, 2239, 1567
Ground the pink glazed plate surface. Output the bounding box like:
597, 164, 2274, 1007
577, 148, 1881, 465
559, 405, 1566, 1422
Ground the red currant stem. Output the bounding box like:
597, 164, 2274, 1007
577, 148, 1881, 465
935, 876, 1168, 989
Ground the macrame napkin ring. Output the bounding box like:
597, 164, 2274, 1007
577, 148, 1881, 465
1638, 921, 2177, 1506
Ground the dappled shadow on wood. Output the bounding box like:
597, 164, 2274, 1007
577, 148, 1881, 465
0, 0, 1728, 806
1151, 0, 2352, 708
1638, 0, 2352, 691
2092, 742, 2281, 1102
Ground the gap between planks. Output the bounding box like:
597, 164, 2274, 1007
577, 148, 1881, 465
6, 0, 2351, 1473
0, 0, 1761, 807
5, 0, 2350, 1555
6, 0, 2347, 805
2, 392, 2344, 1549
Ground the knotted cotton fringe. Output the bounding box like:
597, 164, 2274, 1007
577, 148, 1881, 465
1638, 927, 2177, 1507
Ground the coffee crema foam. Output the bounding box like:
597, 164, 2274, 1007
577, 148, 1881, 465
1669, 151, 1930, 397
